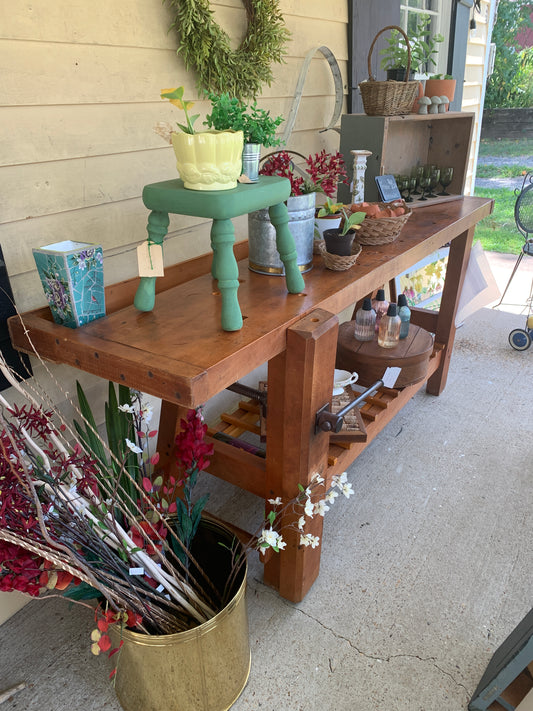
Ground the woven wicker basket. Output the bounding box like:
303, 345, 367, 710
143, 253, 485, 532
317, 240, 362, 271
350, 201, 412, 246
359, 26, 419, 116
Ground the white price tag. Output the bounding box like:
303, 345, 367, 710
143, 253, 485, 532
129, 567, 145, 576
137, 242, 164, 277
382, 367, 401, 389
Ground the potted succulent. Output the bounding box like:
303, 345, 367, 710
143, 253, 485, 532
159, 86, 244, 191
379, 15, 444, 81
204, 93, 284, 182
323, 207, 366, 256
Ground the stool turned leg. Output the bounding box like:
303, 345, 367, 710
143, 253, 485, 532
268, 202, 305, 294
211, 218, 242, 331
134, 210, 169, 312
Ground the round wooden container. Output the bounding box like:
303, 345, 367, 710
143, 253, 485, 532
336, 322, 434, 389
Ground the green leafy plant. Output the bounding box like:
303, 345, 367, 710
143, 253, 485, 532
160, 86, 199, 134
317, 197, 343, 217
164, 0, 290, 101
379, 15, 444, 74
339, 208, 366, 236
429, 73, 454, 80
203, 92, 284, 146
485, 0, 533, 108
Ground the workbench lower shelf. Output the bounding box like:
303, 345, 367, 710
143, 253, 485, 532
205, 343, 445, 491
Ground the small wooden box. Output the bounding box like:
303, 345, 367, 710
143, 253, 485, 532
336, 322, 434, 389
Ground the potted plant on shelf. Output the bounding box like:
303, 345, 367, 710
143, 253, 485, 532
248, 150, 349, 274
323, 207, 366, 256
204, 92, 284, 182
424, 74, 456, 106
0, 350, 355, 711
314, 196, 343, 248
159, 86, 244, 191
379, 15, 444, 81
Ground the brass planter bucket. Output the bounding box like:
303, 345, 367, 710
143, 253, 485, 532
111, 520, 250, 711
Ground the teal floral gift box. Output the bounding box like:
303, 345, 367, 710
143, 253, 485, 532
33, 240, 105, 328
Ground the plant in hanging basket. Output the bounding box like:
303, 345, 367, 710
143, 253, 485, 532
379, 15, 444, 77
359, 25, 421, 116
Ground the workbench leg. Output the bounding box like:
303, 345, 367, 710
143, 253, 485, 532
210, 218, 243, 332
134, 210, 170, 312
156, 400, 190, 479
263, 309, 339, 602
427, 225, 475, 396
268, 202, 305, 294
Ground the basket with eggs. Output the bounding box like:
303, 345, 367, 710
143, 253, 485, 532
347, 200, 412, 245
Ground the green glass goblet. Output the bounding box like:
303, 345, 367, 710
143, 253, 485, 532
428, 168, 441, 198
439, 167, 454, 195
418, 174, 431, 201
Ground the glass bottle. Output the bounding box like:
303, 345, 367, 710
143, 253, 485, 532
354, 297, 376, 341
397, 293, 411, 339
378, 303, 401, 348
372, 288, 389, 333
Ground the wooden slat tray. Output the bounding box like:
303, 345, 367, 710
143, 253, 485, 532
329, 387, 367, 443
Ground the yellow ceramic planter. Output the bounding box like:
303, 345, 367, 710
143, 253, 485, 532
172, 130, 244, 191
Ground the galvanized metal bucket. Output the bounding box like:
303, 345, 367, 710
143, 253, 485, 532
111, 519, 250, 711
248, 192, 316, 275
241, 143, 261, 182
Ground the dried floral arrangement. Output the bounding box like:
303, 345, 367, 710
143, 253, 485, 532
0, 346, 354, 662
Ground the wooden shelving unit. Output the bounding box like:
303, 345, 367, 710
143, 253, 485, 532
338, 112, 475, 204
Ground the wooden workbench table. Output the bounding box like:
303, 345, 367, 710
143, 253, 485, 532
9, 196, 493, 602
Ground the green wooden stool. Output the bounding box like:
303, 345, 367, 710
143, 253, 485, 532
134, 176, 305, 331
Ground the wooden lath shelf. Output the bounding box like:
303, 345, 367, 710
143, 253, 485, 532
325, 344, 445, 476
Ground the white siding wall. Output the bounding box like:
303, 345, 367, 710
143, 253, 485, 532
0, 0, 348, 623
462, 0, 496, 194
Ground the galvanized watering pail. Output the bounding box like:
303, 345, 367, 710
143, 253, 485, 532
248, 192, 316, 275
111, 519, 250, 711
241, 143, 261, 182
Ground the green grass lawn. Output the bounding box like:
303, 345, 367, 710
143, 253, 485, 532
473, 187, 523, 253
473, 137, 532, 254
479, 137, 533, 158
476, 164, 530, 178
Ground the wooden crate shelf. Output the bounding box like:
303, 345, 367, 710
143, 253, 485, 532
338, 112, 475, 205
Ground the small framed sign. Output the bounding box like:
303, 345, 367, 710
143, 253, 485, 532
375, 175, 401, 202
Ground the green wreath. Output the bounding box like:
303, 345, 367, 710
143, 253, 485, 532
166, 0, 290, 101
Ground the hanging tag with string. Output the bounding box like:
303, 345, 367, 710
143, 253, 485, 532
137, 240, 164, 277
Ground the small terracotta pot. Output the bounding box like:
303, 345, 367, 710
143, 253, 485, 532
323, 228, 355, 256
424, 79, 456, 104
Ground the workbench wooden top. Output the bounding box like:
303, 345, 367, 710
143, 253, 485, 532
9, 197, 492, 407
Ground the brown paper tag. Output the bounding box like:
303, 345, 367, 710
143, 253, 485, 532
137, 242, 164, 277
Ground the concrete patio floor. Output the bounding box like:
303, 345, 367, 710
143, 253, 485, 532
0, 248, 532, 711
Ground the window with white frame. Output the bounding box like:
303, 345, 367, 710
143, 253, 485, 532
400, 0, 452, 76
